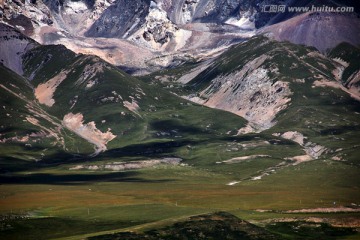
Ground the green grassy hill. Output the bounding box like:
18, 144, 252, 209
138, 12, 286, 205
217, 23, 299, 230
0, 29, 359, 240
0, 64, 94, 166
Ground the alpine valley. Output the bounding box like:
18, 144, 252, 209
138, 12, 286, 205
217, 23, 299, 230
0, 0, 360, 239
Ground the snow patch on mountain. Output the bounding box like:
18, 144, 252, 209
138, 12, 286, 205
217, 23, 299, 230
181, 0, 199, 24
63, 1, 88, 14
225, 14, 255, 30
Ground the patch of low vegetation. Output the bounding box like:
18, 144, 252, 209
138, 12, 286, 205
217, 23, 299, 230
89, 212, 279, 240
266, 221, 356, 239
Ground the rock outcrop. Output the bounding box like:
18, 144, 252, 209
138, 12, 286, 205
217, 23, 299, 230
85, 0, 150, 38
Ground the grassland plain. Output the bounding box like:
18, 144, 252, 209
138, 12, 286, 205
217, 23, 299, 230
1, 35, 360, 239
0, 159, 359, 239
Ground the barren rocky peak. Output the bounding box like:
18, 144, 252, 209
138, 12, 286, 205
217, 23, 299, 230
0, 23, 38, 75
2, 0, 358, 74
261, 11, 360, 53
84, 0, 150, 38
1, 0, 285, 41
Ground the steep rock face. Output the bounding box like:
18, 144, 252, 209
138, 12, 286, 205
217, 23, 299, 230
185, 54, 292, 131
0, 24, 37, 75
2, 0, 55, 36
1, 0, 118, 38
131, 2, 181, 47
42, 0, 117, 36
179, 36, 353, 132
203, 67, 291, 131
159, 0, 285, 28
85, 0, 151, 38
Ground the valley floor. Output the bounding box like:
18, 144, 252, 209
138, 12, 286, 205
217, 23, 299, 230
0, 156, 359, 239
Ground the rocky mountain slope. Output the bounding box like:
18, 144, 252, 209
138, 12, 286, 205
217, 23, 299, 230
142, 35, 360, 165
0, 23, 37, 75
1, 4, 360, 239
0, 0, 254, 73
2, 20, 359, 170
2, 0, 359, 74
85, 0, 150, 39
150, 35, 359, 131
0, 23, 249, 161
0, 61, 95, 162
260, 12, 360, 53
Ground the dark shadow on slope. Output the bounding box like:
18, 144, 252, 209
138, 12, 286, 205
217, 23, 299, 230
0, 140, 197, 173
220, 134, 300, 146
150, 120, 205, 134
320, 125, 360, 136
117, 65, 144, 75
101, 139, 197, 159
0, 133, 302, 174
0, 156, 39, 173
219, 135, 259, 142
0, 171, 173, 185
